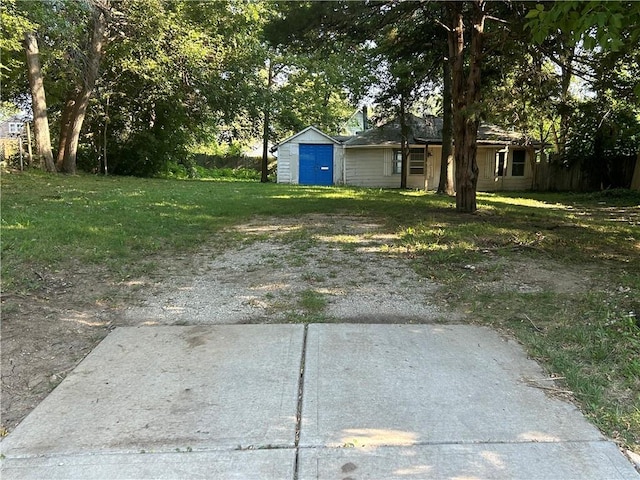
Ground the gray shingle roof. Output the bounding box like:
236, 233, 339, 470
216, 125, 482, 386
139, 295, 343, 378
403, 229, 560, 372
343, 114, 533, 147
344, 114, 441, 146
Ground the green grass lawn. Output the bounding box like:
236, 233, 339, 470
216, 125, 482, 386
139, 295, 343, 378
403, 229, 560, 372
2, 171, 639, 453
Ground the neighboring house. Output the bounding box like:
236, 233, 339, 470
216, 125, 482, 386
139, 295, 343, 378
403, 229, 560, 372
0, 114, 28, 162
275, 114, 538, 191
340, 107, 370, 136
0, 114, 26, 139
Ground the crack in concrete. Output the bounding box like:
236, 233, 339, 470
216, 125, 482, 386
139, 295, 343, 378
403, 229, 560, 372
293, 323, 309, 480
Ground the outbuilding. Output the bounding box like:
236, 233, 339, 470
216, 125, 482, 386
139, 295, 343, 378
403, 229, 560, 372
274, 126, 345, 186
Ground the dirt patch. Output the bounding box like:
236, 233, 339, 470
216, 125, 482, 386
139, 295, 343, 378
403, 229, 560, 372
0, 214, 589, 435
471, 256, 595, 294
1, 271, 117, 435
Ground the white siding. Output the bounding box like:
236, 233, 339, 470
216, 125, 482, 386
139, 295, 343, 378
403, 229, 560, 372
426, 145, 443, 191
477, 147, 498, 191
276, 144, 291, 183
290, 143, 299, 184
413, 145, 533, 192
345, 148, 401, 188
477, 147, 533, 192
295, 129, 333, 144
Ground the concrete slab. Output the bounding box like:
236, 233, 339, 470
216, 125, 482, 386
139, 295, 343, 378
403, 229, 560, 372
2, 323, 638, 479
298, 441, 639, 479
300, 324, 604, 448
2, 448, 295, 480
1, 325, 304, 457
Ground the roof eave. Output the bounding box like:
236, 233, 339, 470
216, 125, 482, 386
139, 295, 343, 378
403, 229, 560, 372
272, 126, 342, 152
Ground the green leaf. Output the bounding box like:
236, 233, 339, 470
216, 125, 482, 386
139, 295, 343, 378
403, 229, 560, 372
525, 9, 540, 19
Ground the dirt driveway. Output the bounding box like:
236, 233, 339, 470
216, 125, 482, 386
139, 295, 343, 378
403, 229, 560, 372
0, 214, 587, 436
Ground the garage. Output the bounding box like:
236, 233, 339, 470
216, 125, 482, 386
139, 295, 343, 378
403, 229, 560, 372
274, 126, 343, 185
299, 144, 334, 186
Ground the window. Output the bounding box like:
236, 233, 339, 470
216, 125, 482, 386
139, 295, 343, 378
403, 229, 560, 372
512, 150, 526, 176
393, 148, 425, 175
8, 123, 21, 134
496, 151, 505, 176
409, 148, 425, 175
393, 150, 402, 174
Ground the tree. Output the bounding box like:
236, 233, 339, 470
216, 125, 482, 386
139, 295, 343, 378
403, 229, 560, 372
24, 32, 55, 171
524, 1, 640, 189
61, 0, 110, 174
1, 0, 32, 101
2, 1, 55, 171
446, 1, 486, 212
437, 40, 454, 196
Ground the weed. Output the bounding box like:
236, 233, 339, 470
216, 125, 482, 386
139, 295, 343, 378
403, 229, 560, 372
298, 289, 328, 314
288, 255, 307, 267
301, 272, 326, 283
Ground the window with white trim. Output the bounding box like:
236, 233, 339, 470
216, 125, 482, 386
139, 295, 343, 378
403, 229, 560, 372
409, 148, 425, 175
393, 148, 425, 175
8, 123, 21, 134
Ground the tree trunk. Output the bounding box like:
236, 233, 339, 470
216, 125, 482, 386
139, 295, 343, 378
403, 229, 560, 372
448, 1, 485, 213
557, 40, 575, 157
437, 44, 455, 196
56, 93, 76, 170
61, 1, 109, 174
261, 60, 273, 183
103, 94, 109, 175
24, 32, 56, 172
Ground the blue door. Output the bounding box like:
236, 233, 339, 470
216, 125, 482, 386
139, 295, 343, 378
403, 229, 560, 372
299, 144, 334, 186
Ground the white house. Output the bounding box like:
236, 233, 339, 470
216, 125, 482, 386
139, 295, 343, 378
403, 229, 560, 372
275, 115, 538, 192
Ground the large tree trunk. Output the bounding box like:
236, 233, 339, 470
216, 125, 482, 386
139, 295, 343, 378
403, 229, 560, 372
61, 1, 109, 174
56, 93, 76, 170
24, 33, 56, 172
448, 1, 485, 213
437, 45, 455, 196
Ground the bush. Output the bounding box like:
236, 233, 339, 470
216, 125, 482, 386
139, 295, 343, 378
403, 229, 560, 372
192, 166, 260, 181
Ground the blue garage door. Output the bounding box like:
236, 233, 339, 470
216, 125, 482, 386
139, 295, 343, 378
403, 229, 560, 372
299, 144, 334, 186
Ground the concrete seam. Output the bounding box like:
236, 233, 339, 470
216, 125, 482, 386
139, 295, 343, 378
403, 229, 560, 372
293, 323, 309, 480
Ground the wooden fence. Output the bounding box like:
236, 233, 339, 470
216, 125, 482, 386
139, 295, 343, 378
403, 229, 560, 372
533, 154, 639, 191
532, 161, 589, 191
